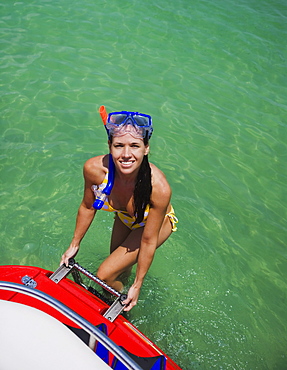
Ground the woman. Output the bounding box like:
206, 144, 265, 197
61, 108, 178, 311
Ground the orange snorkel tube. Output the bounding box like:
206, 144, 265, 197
93, 105, 115, 210
99, 105, 108, 125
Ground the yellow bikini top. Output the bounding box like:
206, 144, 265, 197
92, 170, 150, 229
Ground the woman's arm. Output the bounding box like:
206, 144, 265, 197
60, 201, 96, 266
60, 156, 106, 266
124, 167, 172, 310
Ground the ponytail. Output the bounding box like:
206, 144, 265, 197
133, 155, 152, 225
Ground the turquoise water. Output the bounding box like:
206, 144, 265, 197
1, 0, 287, 368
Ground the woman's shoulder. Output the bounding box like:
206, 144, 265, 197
84, 154, 107, 168
149, 162, 171, 197
83, 154, 109, 185
149, 162, 168, 181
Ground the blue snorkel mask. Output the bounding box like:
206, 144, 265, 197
106, 111, 153, 140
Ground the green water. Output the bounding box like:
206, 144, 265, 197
1, 0, 286, 369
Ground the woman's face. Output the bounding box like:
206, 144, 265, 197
109, 133, 149, 176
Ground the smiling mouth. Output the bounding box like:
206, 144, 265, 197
120, 160, 134, 167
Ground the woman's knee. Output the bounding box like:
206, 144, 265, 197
96, 262, 126, 292
96, 263, 115, 284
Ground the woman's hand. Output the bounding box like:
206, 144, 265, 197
123, 284, 141, 311
60, 245, 79, 267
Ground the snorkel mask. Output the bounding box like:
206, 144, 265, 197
99, 105, 153, 140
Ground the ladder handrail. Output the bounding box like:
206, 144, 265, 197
0, 281, 143, 370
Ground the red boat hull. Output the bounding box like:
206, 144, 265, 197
0, 265, 182, 370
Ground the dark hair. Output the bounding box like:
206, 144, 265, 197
133, 154, 152, 225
